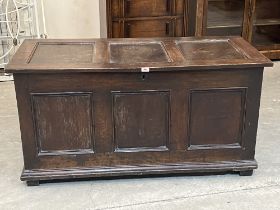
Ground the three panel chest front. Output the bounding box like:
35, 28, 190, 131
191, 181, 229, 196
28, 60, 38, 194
6, 37, 273, 186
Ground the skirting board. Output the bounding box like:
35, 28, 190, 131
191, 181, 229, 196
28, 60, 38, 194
21, 160, 258, 181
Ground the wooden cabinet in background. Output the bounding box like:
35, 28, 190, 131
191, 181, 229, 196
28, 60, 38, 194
103, 0, 279, 59
106, 0, 188, 38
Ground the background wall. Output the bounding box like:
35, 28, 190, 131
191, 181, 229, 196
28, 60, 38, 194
41, 0, 101, 38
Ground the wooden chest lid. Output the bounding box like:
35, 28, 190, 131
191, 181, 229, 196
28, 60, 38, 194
5, 36, 273, 73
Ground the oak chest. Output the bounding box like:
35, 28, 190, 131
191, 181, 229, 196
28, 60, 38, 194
6, 37, 272, 186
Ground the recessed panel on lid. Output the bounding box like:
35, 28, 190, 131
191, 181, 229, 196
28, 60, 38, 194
176, 40, 246, 60
109, 42, 171, 64
29, 43, 95, 64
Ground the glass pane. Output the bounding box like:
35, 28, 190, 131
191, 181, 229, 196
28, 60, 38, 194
252, 0, 280, 46
206, 0, 245, 36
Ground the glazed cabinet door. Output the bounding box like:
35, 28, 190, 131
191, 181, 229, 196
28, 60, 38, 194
198, 0, 247, 37
252, 0, 280, 59
194, 0, 280, 59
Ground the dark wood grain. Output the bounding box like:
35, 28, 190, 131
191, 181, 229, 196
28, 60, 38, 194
110, 41, 171, 63
176, 39, 245, 60
188, 88, 246, 150
21, 160, 258, 181
29, 43, 95, 64
31, 92, 94, 156
113, 91, 170, 152
6, 37, 272, 185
